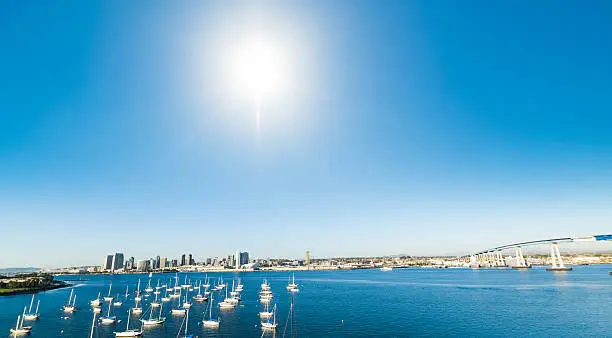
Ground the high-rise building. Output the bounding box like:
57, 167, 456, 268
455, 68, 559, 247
155, 256, 161, 269
111, 253, 124, 271
128, 257, 135, 270
171, 259, 178, 267
149, 258, 155, 270
136, 260, 150, 271
305, 250, 310, 265
234, 251, 249, 268
104, 255, 113, 271
181, 254, 186, 266
160, 257, 167, 269
188, 254, 193, 266
206, 258, 212, 265
227, 254, 235, 267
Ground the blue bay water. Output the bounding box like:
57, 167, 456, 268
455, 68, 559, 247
0, 266, 611, 337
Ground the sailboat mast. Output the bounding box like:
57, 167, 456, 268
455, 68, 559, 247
89, 312, 97, 338
35, 300, 40, 313
72, 294, 77, 306
126, 309, 131, 330
28, 295, 34, 313
20, 307, 26, 328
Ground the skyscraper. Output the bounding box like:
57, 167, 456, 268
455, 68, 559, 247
305, 250, 310, 265
160, 257, 167, 269
104, 255, 113, 271
111, 253, 124, 271
136, 260, 149, 271
155, 255, 161, 269
234, 251, 249, 268
181, 254, 186, 266
171, 259, 178, 267
188, 254, 193, 266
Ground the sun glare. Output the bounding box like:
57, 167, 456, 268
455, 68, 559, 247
230, 39, 285, 100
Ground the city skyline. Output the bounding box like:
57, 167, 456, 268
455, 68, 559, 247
2, 1, 612, 268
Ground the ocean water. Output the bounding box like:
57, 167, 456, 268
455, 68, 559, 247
0, 265, 611, 337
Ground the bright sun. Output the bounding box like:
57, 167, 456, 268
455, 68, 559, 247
230, 39, 285, 100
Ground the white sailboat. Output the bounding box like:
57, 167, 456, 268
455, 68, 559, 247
219, 286, 236, 309
131, 291, 142, 315
261, 279, 270, 291
104, 283, 114, 302
114, 308, 143, 337
23, 295, 40, 320
183, 287, 192, 309
100, 299, 117, 324
134, 279, 142, 302
90, 292, 103, 307
144, 278, 153, 293
113, 294, 123, 306
259, 301, 273, 319
171, 288, 186, 315
63, 289, 77, 312
140, 303, 166, 325
202, 295, 220, 328
286, 274, 298, 290
261, 304, 278, 330
151, 289, 161, 308
161, 288, 171, 302
236, 279, 244, 292
10, 309, 32, 335
193, 283, 207, 302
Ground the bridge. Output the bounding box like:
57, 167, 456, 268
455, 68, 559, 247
466, 234, 612, 271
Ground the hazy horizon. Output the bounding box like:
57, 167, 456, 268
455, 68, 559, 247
2, 1, 612, 268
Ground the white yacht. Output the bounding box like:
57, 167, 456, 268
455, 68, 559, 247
286, 274, 298, 290
260, 304, 278, 330
63, 289, 78, 312
23, 295, 40, 320
90, 292, 103, 307
104, 283, 114, 302
202, 295, 220, 328
9, 311, 32, 335
114, 309, 143, 337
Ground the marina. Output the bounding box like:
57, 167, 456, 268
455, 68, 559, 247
0, 267, 611, 336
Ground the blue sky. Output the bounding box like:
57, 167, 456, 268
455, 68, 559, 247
1, 1, 611, 267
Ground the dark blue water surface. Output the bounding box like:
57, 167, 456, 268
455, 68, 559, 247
0, 266, 610, 337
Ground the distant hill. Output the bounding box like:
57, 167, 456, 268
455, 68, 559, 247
0, 267, 40, 275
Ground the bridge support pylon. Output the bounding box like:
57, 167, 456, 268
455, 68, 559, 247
546, 243, 572, 271
511, 247, 531, 269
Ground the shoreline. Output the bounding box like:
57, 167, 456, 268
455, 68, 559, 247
0, 281, 71, 297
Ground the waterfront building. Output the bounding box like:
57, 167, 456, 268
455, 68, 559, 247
234, 251, 249, 268
171, 259, 178, 267
188, 253, 193, 266
112, 253, 124, 271
306, 250, 310, 265
136, 260, 149, 272
181, 254, 186, 266
160, 257, 167, 269
205, 257, 212, 265
104, 255, 113, 271
155, 255, 161, 269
